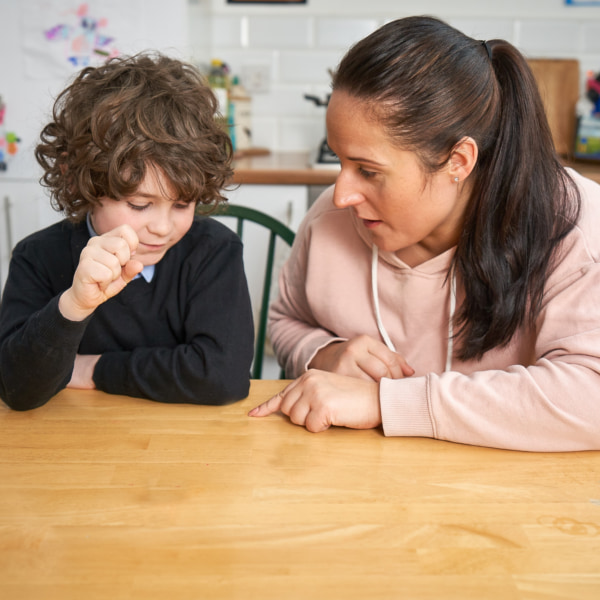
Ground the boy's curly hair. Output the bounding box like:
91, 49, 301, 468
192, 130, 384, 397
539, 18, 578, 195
35, 52, 233, 222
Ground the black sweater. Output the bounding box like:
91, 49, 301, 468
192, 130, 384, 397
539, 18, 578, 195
0, 217, 254, 410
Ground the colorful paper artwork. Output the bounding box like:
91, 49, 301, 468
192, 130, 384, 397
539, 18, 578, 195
43, 3, 118, 67
22, 1, 141, 79
0, 97, 20, 172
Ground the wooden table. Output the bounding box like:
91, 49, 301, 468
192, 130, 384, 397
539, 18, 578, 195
1, 381, 599, 599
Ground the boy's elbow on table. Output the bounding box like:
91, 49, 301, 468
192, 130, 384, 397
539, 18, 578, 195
185, 374, 251, 406
0, 389, 55, 412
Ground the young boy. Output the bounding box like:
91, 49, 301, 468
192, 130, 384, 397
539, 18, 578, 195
0, 53, 254, 410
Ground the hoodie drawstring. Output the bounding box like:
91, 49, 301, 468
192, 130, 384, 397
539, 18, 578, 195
371, 245, 456, 373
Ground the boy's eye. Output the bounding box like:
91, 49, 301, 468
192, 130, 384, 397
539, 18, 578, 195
174, 203, 191, 210
127, 202, 149, 211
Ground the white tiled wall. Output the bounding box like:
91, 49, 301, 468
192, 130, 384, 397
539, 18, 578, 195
187, 0, 600, 153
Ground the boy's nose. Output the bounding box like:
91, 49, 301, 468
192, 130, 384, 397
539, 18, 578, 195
147, 213, 172, 236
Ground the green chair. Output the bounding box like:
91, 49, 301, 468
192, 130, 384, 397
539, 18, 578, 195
214, 203, 295, 379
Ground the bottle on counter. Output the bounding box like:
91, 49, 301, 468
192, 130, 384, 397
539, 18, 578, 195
208, 59, 230, 130
228, 76, 252, 152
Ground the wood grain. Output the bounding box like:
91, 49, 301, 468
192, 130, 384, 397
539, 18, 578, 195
528, 59, 580, 157
232, 151, 339, 185
1, 381, 599, 599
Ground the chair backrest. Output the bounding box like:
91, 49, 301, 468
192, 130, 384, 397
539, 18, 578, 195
215, 203, 295, 379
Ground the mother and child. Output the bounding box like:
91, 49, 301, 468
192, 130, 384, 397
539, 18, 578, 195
1, 16, 599, 452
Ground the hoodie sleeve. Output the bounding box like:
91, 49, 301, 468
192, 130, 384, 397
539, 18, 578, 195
380, 242, 600, 452
268, 188, 347, 378
268, 233, 346, 378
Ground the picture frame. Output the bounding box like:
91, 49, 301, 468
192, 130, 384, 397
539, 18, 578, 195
227, 1, 306, 4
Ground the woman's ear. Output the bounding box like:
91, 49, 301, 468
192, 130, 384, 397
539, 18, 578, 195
448, 136, 478, 183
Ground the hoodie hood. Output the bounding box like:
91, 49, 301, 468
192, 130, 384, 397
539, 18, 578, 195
349, 206, 457, 372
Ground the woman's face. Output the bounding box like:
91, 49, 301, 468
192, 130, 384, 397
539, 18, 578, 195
326, 90, 471, 267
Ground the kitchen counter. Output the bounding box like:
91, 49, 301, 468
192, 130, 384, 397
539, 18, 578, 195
231, 152, 600, 186
232, 151, 339, 186
564, 158, 600, 184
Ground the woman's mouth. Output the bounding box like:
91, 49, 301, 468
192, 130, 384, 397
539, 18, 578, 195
362, 218, 382, 229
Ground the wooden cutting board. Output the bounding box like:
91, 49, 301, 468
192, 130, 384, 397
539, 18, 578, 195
527, 58, 580, 157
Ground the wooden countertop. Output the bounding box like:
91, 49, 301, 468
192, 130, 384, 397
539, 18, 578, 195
564, 158, 600, 184
231, 152, 600, 186
232, 151, 339, 185
2, 380, 600, 599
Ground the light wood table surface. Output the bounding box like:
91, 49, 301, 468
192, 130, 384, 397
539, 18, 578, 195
1, 380, 599, 600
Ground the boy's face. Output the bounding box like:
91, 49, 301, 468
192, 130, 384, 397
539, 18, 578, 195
90, 167, 196, 266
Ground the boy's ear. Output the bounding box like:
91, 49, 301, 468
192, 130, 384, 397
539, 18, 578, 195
448, 136, 478, 182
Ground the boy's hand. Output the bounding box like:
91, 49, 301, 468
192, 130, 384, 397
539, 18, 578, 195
59, 225, 144, 321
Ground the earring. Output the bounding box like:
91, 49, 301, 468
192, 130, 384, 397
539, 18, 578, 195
454, 177, 459, 183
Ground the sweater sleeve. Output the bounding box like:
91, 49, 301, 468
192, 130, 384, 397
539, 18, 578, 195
0, 238, 89, 410
380, 259, 600, 451
92, 235, 254, 405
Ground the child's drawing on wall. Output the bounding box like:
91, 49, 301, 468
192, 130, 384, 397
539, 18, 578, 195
44, 3, 119, 67
22, 0, 141, 79
0, 97, 20, 172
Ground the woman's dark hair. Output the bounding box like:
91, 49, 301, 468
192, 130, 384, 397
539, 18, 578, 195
332, 16, 581, 360
36, 52, 233, 222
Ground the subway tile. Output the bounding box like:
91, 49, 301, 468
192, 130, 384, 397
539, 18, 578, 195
247, 16, 312, 48
211, 16, 244, 48
245, 117, 277, 151
583, 22, 600, 54
278, 118, 326, 153
316, 17, 379, 49
252, 87, 317, 118
279, 51, 344, 84
517, 20, 581, 56
449, 18, 515, 44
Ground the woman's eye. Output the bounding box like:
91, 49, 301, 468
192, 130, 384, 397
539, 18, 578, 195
358, 167, 377, 179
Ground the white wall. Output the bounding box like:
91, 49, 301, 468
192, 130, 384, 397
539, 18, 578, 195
0, 0, 188, 289
188, 0, 600, 153
0, 0, 188, 181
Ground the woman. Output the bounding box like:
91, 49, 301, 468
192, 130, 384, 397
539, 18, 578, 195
249, 16, 600, 451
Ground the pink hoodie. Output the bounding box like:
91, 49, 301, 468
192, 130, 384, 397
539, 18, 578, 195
268, 169, 600, 451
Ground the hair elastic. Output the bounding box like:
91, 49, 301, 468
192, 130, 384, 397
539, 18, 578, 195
480, 40, 492, 60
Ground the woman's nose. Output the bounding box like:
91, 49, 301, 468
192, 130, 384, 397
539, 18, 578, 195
332, 175, 364, 209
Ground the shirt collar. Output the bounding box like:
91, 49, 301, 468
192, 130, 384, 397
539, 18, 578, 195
86, 213, 155, 283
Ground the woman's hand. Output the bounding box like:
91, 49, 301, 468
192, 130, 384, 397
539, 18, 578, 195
248, 369, 381, 432
59, 225, 143, 321
308, 334, 414, 381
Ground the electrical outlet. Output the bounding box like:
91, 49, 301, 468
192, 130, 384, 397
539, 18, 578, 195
241, 64, 271, 94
